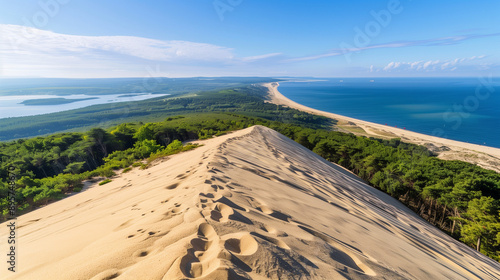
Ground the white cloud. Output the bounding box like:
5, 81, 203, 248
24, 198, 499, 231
1, 25, 235, 62
383, 62, 395, 71
378, 56, 486, 73
422, 61, 432, 69
241, 53, 282, 62
0, 24, 280, 78
286, 52, 341, 62
289, 33, 500, 62
410, 61, 422, 69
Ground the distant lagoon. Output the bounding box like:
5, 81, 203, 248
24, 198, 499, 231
278, 78, 500, 148
0, 93, 169, 119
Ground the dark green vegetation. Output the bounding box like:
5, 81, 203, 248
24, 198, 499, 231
98, 179, 112, 186
20, 97, 98, 106
1, 82, 499, 260
0, 123, 198, 215
0, 77, 281, 141
0, 77, 275, 96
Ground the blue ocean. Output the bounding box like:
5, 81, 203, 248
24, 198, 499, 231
278, 78, 500, 148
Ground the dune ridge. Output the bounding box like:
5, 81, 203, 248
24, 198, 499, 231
2, 126, 499, 279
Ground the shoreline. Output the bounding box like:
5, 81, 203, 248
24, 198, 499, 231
262, 82, 500, 172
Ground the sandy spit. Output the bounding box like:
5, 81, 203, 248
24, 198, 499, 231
262, 82, 500, 172
1, 125, 499, 279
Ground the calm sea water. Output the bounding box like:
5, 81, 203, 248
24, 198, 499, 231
278, 78, 500, 148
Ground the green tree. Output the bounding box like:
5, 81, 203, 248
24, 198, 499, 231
134, 123, 157, 141
31, 153, 48, 177
111, 123, 136, 149
133, 139, 163, 158
442, 180, 482, 234
460, 197, 499, 253
64, 162, 85, 174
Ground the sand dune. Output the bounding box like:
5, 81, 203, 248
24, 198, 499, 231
2, 126, 499, 279
262, 82, 500, 173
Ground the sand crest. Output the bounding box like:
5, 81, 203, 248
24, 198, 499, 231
2, 126, 499, 279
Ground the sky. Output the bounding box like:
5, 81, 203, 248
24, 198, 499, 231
0, 0, 499, 78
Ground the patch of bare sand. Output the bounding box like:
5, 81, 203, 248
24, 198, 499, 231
2, 126, 499, 279
263, 82, 500, 173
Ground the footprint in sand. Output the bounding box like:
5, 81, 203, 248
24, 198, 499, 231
165, 183, 179, 190
133, 249, 149, 258
250, 232, 290, 250
256, 204, 273, 215
180, 223, 222, 278
210, 203, 234, 223
260, 224, 288, 237
256, 204, 291, 223
262, 224, 277, 234
176, 173, 188, 179
223, 233, 259, 256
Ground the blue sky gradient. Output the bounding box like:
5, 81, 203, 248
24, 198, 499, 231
0, 0, 498, 78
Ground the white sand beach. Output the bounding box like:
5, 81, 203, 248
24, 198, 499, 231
263, 82, 500, 172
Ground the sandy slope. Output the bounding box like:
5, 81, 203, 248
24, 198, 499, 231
262, 82, 500, 173
2, 126, 499, 279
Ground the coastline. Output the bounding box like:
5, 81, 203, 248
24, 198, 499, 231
262, 82, 500, 172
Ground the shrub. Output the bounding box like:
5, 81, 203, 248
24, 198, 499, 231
122, 167, 132, 173
99, 179, 112, 186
